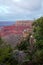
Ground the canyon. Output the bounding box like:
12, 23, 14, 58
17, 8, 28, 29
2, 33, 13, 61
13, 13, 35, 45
0, 20, 33, 47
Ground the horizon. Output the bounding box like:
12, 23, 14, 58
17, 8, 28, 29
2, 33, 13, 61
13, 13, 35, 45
0, 20, 33, 26
0, 22, 15, 26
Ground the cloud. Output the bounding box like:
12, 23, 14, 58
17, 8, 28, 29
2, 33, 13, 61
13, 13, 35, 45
0, 5, 10, 15
0, 0, 43, 21
13, 0, 41, 11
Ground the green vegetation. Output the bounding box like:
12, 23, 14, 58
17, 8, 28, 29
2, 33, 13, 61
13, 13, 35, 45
0, 17, 43, 65
17, 17, 43, 65
17, 36, 30, 51
0, 37, 18, 65
32, 17, 43, 65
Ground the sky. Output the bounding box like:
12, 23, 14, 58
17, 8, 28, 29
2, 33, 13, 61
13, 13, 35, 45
0, 0, 43, 21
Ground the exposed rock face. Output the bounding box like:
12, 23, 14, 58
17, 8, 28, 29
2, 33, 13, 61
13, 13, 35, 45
2, 34, 23, 47
0, 20, 33, 47
16, 20, 33, 26
0, 20, 33, 37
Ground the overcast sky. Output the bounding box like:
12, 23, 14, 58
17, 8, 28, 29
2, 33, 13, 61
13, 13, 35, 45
0, 0, 43, 21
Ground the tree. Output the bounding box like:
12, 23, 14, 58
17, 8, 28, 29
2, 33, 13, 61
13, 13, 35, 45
32, 17, 43, 64
0, 37, 18, 65
32, 17, 43, 49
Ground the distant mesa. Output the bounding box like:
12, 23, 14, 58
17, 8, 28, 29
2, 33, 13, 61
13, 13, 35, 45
16, 20, 33, 26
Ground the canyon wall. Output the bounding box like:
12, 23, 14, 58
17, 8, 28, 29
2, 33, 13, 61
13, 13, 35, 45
0, 20, 33, 47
